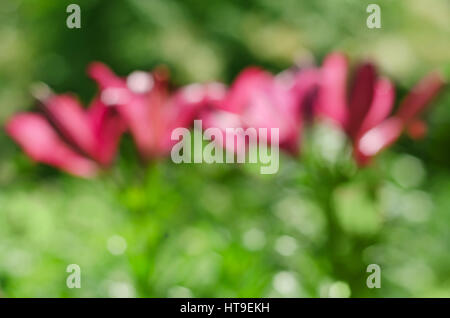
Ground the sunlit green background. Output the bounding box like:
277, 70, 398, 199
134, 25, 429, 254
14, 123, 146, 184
0, 0, 449, 297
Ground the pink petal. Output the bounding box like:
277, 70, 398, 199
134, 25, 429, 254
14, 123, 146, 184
155, 86, 208, 155
222, 67, 270, 113
240, 86, 297, 145
355, 117, 403, 165
347, 63, 377, 138
89, 63, 154, 158
396, 71, 445, 124
87, 99, 125, 165
289, 68, 321, 121
6, 113, 98, 177
359, 78, 395, 135
116, 94, 154, 158
43, 94, 97, 158
316, 52, 349, 127
152, 83, 227, 155
88, 62, 126, 90
177, 82, 227, 111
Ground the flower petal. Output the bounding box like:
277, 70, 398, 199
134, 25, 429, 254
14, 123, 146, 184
87, 99, 125, 165
290, 68, 321, 122
396, 71, 445, 124
347, 63, 377, 138
222, 67, 270, 113
43, 94, 97, 158
89, 63, 155, 158
6, 113, 98, 177
316, 52, 349, 127
88, 62, 126, 90
117, 94, 154, 158
355, 117, 403, 165
359, 77, 395, 135
155, 84, 224, 155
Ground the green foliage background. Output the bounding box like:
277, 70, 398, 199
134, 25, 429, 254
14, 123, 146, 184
0, 0, 449, 297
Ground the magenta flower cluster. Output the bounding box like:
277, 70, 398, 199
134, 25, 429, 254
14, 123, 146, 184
6, 52, 445, 177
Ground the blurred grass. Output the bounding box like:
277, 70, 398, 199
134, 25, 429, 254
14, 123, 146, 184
0, 0, 449, 297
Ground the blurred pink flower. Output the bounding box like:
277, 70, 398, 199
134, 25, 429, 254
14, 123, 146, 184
6, 92, 124, 177
88, 62, 225, 159
6, 56, 444, 177
315, 52, 445, 165
200, 66, 320, 155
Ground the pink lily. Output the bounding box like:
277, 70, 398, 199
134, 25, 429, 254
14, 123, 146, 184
316, 52, 445, 165
6, 90, 124, 177
88, 62, 225, 159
